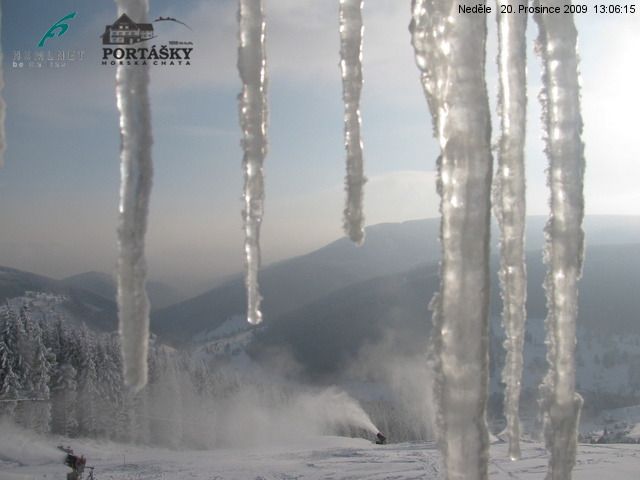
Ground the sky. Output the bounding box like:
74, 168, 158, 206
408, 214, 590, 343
0, 0, 638, 292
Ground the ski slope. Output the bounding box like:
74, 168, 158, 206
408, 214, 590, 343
1, 433, 639, 479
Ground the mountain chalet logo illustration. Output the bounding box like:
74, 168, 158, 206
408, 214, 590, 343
101, 13, 193, 67
13, 11, 84, 69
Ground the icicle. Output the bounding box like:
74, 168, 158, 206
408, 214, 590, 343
238, 0, 268, 325
534, 2, 585, 479
494, 0, 528, 461
339, 0, 366, 244
410, 2, 492, 479
115, 0, 153, 391
0, 1, 6, 168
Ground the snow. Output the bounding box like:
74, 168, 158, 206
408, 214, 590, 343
534, 4, 586, 478
339, 0, 366, 245
191, 315, 252, 345
1, 430, 639, 480
4, 293, 68, 323
238, 0, 268, 326
494, 0, 528, 461
114, 0, 154, 391
410, 2, 493, 478
209, 314, 251, 338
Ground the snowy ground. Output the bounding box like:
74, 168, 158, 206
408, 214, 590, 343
2, 434, 640, 480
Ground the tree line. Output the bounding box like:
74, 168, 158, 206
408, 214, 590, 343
0, 299, 203, 446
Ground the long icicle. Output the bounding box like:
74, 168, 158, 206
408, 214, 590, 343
0, 1, 6, 168
494, 0, 528, 461
238, 0, 268, 325
534, 2, 585, 479
115, 0, 154, 391
410, 2, 493, 479
339, 0, 366, 244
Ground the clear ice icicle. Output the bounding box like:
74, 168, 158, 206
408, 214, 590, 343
115, 0, 154, 391
534, 2, 586, 479
238, 0, 268, 325
340, 0, 366, 244
410, 2, 493, 479
494, 0, 528, 461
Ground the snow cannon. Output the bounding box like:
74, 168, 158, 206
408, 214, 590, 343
375, 432, 387, 445
58, 446, 86, 480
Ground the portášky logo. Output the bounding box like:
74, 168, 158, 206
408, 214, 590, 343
101, 13, 154, 45
101, 13, 193, 67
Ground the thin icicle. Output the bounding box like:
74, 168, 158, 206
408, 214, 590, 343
115, 0, 153, 391
410, 2, 492, 479
534, 2, 585, 479
494, 0, 528, 461
238, 0, 268, 325
339, 0, 366, 244
0, 1, 6, 168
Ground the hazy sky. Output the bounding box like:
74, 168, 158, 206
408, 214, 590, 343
0, 1, 638, 289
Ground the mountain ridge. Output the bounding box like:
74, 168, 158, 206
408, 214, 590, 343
0, 266, 118, 331
61, 270, 186, 310
152, 215, 640, 343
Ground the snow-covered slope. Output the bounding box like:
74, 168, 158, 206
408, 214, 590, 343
1, 429, 639, 480
0, 267, 117, 331
249, 244, 640, 379
490, 314, 640, 409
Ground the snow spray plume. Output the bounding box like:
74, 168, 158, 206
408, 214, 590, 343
339, 0, 366, 245
238, 0, 268, 325
0, 419, 66, 465
302, 387, 378, 435
115, 0, 153, 391
0, 2, 6, 168
534, 3, 585, 479
410, 2, 492, 479
348, 335, 436, 441
216, 385, 379, 447
494, 0, 528, 461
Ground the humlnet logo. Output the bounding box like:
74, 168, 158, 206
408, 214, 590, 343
13, 11, 84, 69
38, 12, 77, 47
101, 14, 193, 66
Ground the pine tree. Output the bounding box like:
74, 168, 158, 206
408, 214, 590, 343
30, 325, 54, 434
76, 325, 99, 437
50, 322, 79, 436
18, 316, 53, 432
0, 306, 23, 419
0, 339, 21, 418
95, 334, 127, 440
51, 363, 79, 436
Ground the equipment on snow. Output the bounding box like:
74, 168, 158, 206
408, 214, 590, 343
58, 446, 86, 480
